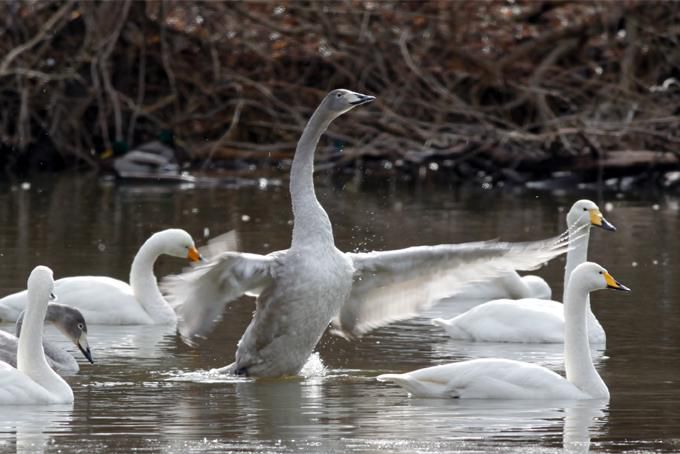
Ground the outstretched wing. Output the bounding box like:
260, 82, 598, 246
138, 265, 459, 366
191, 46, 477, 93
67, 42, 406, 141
333, 235, 569, 338
161, 251, 277, 344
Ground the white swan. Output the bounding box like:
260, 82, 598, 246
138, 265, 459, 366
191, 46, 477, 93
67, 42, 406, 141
0, 229, 201, 325
432, 199, 615, 344
162, 89, 569, 378
0, 303, 92, 373
448, 271, 552, 302
377, 262, 630, 399
0, 266, 75, 404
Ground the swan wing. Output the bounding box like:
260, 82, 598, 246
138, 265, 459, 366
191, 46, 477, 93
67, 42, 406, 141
334, 236, 568, 337
161, 251, 277, 343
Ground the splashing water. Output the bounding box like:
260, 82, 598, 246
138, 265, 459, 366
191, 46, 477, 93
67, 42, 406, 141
300, 352, 327, 378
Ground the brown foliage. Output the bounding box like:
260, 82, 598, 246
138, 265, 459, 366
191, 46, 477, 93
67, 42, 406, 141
0, 1, 678, 174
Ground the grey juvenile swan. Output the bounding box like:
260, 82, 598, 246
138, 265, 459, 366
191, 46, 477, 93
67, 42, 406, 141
0, 303, 93, 373
163, 89, 569, 378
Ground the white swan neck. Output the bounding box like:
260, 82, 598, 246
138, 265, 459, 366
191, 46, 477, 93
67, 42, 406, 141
129, 237, 177, 324
563, 226, 602, 334
563, 282, 608, 398
563, 227, 590, 302
496, 272, 532, 299
17, 290, 72, 398
290, 105, 335, 248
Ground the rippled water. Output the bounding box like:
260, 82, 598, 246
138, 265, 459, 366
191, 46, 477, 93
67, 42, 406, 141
0, 172, 678, 452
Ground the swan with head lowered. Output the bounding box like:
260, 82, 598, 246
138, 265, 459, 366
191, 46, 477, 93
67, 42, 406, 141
0, 266, 75, 404
432, 200, 615, 344
162, 89, 570, 378
0, 303, 93, 373
378, 262, 630, 399
0, 229, 201, 325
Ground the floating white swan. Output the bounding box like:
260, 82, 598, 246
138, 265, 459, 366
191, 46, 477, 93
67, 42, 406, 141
162, 89, 569, 378
448, 271, 552, 302
432, 200, 615, 344
377, 262, 630, 399
0, 303, 92, 373
0, 229, 201, 325
0, 266, 75, 404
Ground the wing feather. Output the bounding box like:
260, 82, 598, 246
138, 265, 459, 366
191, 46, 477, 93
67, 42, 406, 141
333, 235, 569, 337
161, 251, 276, 344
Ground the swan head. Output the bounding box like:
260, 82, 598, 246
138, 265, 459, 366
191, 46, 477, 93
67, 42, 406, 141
15, 302, 94, 364
571, 262, 631, 293
567, 200, 616, 232
51, 304, 93, 364
323, 89, 375, 117
27, 265, 55, 302
152, 229, 203, 262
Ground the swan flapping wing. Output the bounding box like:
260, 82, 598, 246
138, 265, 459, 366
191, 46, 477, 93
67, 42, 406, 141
161, 251, 275, 343
332, 236, 569, 338
198, 230, 240, 260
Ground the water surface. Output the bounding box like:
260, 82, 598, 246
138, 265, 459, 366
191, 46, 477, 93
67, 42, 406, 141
0, 173, 678, 452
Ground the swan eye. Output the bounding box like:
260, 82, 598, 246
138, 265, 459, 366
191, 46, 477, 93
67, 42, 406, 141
582, 208, 588, 211
599, 271, 603, 275
49, 292, 56, 301
336, 93, 342, 98
78, 323, 84, 330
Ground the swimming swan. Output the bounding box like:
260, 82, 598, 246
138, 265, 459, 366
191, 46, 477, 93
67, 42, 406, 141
0, 229, 201, 325
448, 271, 552, 302
378, 262, 629, 399
432, 200, 615, 344
0, 266, 75, 404
162, 89, 569, 378
0, 303, 92, 373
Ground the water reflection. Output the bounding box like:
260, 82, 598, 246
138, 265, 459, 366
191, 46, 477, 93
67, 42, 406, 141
0, 405, 72, 454
0, 174, 678, 452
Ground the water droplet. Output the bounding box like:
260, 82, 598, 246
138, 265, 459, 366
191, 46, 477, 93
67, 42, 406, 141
241, 214, 251, 222
632, 261, 638, 267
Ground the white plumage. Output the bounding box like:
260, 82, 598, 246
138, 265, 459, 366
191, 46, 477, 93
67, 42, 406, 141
378, 262, 630, 399
0, 229, 201, 325
432, 200, 615, 344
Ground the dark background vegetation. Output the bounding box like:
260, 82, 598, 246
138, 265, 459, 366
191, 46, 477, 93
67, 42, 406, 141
0, 1, 678, 183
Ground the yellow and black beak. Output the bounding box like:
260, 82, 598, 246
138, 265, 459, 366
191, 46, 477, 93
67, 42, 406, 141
604, 271, 631, 292
187, 246, 203, 262
589, 209, 616, 232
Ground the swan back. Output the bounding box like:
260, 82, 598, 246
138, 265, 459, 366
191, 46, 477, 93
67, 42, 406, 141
522, 275, 552, 300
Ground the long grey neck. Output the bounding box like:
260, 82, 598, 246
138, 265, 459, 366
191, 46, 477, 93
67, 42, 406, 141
290, 105, 335, 249
563, 283, 607, 397
129, 238, 177, 324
